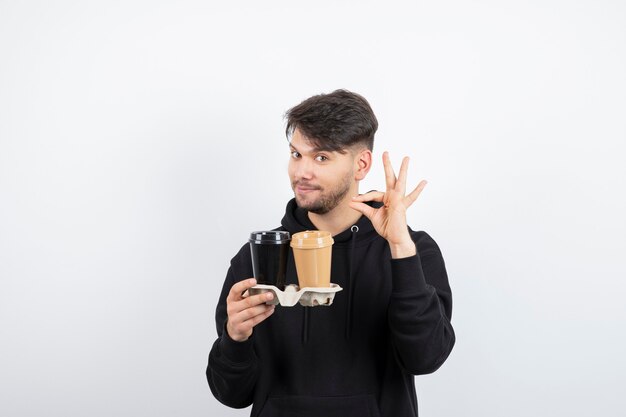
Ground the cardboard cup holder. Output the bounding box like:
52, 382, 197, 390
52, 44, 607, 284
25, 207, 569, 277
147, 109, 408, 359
249, 284, 342, 307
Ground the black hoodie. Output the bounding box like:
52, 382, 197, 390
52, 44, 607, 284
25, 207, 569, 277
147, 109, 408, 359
207, 199, 455, 417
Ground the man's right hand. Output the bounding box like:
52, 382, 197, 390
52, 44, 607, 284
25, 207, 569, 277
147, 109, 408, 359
226, 278, 276, 342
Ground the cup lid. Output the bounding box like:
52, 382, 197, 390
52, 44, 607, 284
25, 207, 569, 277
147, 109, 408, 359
249, 231, 291, 244
290, 230, 334, 249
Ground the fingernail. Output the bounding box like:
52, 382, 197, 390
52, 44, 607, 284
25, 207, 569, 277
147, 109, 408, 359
266, 292, 274, 300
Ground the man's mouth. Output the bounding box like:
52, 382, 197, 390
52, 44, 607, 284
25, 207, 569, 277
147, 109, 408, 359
294, 183, 321, 194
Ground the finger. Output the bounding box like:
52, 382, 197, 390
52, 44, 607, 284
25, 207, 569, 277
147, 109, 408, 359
351, 191, 384, 202
227, 278, 257, 303
229, 291, 273, 318
235, 302, 275, 323
238, 291, 275, 311
234, 305, 276, 335
349, 201, 377, 220
245, 305, 276, 327
404, 180, 427, 207
383, 152, 397, 191
397, 156, 410, 193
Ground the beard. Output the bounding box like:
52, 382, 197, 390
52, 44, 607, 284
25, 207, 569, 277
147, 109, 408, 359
292, 172, 352, 215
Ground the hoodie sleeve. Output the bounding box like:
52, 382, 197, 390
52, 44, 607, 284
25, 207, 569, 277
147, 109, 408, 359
206, 247, 259, 408
387, 231, 456, 375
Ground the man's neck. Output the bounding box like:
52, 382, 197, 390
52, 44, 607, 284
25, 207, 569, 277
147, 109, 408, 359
307, 197, 363, 237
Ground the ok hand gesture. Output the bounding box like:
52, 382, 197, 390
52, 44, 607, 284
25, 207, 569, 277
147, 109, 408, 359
349, 152, 427, 258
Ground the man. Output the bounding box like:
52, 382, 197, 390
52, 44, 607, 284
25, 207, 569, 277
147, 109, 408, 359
206, 89, 455, 417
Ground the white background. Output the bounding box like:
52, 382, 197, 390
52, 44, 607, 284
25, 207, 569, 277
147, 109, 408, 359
1, 1, 625, 416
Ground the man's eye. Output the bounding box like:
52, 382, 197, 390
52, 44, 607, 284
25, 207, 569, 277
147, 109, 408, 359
291, 151, 301, 158
315, 155, 328, 162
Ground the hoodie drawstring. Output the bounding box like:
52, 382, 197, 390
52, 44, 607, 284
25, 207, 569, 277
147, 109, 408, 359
302, 306, 309, 344
345, 225, 359, 339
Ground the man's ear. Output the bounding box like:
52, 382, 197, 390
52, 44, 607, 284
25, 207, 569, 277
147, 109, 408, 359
354, 149, 372, 181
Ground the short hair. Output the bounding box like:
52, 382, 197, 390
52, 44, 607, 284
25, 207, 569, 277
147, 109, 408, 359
284, 89, 378, 153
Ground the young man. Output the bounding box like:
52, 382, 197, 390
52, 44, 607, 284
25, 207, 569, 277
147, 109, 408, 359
206, 90, 455, 417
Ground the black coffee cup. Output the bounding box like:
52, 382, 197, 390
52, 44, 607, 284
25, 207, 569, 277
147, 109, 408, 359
249, 231, 290, 290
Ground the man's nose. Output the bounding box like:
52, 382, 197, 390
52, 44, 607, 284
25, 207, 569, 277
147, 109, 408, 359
294, 158, 315, 180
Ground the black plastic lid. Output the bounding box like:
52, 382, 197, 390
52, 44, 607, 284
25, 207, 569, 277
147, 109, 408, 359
249, 231, 291, 244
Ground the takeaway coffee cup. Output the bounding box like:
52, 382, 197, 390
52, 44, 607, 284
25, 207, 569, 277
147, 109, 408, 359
249, 231, 291, 290
290, 230, 334, 288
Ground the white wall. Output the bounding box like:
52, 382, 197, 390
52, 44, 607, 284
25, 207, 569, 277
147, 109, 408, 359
1, 1, 624, 416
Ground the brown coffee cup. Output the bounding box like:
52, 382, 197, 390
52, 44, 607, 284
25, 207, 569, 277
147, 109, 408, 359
290, 230, 334, 288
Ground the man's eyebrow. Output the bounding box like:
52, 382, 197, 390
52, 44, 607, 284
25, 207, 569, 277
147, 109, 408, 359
288, 143, 334, 154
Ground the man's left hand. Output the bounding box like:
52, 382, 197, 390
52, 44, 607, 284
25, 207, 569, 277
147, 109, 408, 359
349, 152, 427, 259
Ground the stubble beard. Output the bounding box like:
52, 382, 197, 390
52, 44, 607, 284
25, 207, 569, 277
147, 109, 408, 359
293, 173, 353, 215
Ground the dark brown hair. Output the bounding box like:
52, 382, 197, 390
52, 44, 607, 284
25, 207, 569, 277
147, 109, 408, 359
284, 89, 378, 153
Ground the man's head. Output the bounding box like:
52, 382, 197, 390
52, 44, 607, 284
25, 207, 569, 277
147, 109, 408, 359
285, 90, 377, 214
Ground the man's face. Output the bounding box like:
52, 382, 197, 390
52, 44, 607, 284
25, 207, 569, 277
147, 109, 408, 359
288, 129, 357, 214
